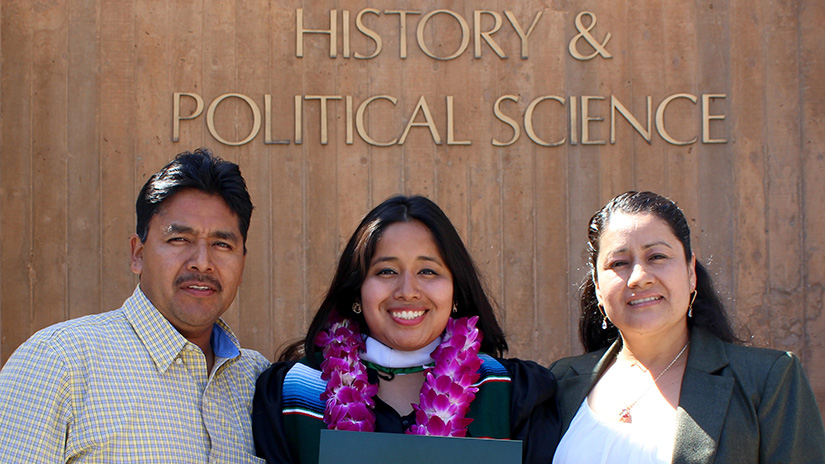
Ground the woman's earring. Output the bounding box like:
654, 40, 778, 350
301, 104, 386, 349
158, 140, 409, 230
598, 304, 608, 330
688, 290, 697, 318
352, 301, 362, 314
452, 302, 458, 313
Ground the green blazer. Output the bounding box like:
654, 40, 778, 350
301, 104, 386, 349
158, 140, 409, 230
550, 328, 825, 463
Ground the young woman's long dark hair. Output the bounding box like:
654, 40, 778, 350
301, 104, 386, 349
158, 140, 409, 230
280, 195, 508, 363
579, 191, 738, 352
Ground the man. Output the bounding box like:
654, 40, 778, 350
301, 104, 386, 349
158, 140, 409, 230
0, 149, 271, 463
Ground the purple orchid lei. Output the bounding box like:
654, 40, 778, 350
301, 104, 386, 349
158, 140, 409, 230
316, 316, 380, 431
316, 314, 483, 437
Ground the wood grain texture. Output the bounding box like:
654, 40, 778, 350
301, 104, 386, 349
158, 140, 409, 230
0, 0, 34, 361
729, 0, 769, 344
99, 0, 137, 313
799, 0, 825, 408
68, 0, 101, 320
564, 0, 603, 355
0, 0, 823, 416
30, 0, 69, 333
533, 8, 569, 364
303, 1, 344, 341
765, 0, 804, 354
694, 0, 736, 348
662, 2, 700, 222
269, 2, 307, 358
236, 0, 274, 355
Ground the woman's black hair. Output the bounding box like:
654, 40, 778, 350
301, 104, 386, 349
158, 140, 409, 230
579, 191, 738, 352
280, 195, 508, 363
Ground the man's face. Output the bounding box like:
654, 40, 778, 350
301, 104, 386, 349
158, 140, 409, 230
130, 189, 246, 339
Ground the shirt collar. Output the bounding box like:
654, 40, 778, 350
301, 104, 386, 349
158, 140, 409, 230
360, 336, 440, 368
211, 321, 241, 359
124, 285, 241, 372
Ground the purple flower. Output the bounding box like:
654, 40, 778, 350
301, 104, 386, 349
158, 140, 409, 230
318, 315, 483, 437
406, 316, 482, 437
319, 318, 379, 431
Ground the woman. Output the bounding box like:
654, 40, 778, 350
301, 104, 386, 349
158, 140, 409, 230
253, 195, 560, 463
551, 191, 825, 463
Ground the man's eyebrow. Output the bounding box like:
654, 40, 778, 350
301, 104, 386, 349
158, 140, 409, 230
163, 224, 240, 243
164, 223, 194, 235
212, 230, 240, 242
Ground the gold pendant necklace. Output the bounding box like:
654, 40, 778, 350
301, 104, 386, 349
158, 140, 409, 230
618, 341, 689, 423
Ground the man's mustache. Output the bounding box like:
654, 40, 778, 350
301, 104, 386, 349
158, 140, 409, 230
174, 273, 222, 292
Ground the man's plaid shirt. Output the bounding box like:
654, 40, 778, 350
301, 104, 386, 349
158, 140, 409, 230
0, 286, 270, 463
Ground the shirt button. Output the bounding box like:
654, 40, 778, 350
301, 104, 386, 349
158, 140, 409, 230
175, 357, 183, 365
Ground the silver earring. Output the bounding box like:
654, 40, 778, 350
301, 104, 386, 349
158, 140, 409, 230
688, 290, 697, 318
452, 302, 458, 313
352, 301, 362, 314
598, 304, 608, 330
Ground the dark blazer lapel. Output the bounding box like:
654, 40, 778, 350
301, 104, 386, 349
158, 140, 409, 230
556, 342, 621, 430
672, 329, 734, 464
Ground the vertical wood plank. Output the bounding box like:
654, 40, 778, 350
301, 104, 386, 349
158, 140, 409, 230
367, 1, 404, 204
203, 0, 238, 154
399, 0, 436, 198
662, 2, 701, 267
564, 0, 603, 354
764, 0, 803, 352
366, 2, 404, 203
500, 145, 534, 358
628, 0, 666, 193
533, 8, 570, 363
99, 0, 137, 312
236, 0, 274, 358
30, 0, 69, 333
597, 1, 633, 196
67, 0, 101, 320
799, 0, 825, 407
467, 1, 506, 321
0, 0, 3, 361
269, 4, 307, 356
694, 0, 735, 323
499, 1, 537, 357
335, 0, 371, 260
303, 1, 342, 331
0, 0, 33, 363
729, 0, 769, 342
98, 0, 140, 310
134, 0, 171, 180
170, 0, 205, 147
433, 0, 470, 243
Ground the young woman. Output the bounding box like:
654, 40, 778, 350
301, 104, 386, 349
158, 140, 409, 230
253, 195, 560, 463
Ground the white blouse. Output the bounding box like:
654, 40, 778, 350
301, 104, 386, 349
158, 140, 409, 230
552, 399, 677, 464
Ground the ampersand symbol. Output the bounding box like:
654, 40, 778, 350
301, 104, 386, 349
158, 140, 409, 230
568, 11, 613, 61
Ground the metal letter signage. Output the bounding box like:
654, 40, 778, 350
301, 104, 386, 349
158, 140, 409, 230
568, 11, 613, 61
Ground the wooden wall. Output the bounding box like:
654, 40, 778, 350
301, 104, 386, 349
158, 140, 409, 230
1, 0, 824, 415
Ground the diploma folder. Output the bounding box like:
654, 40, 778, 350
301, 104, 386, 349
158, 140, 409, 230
318, 429, 522, 464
